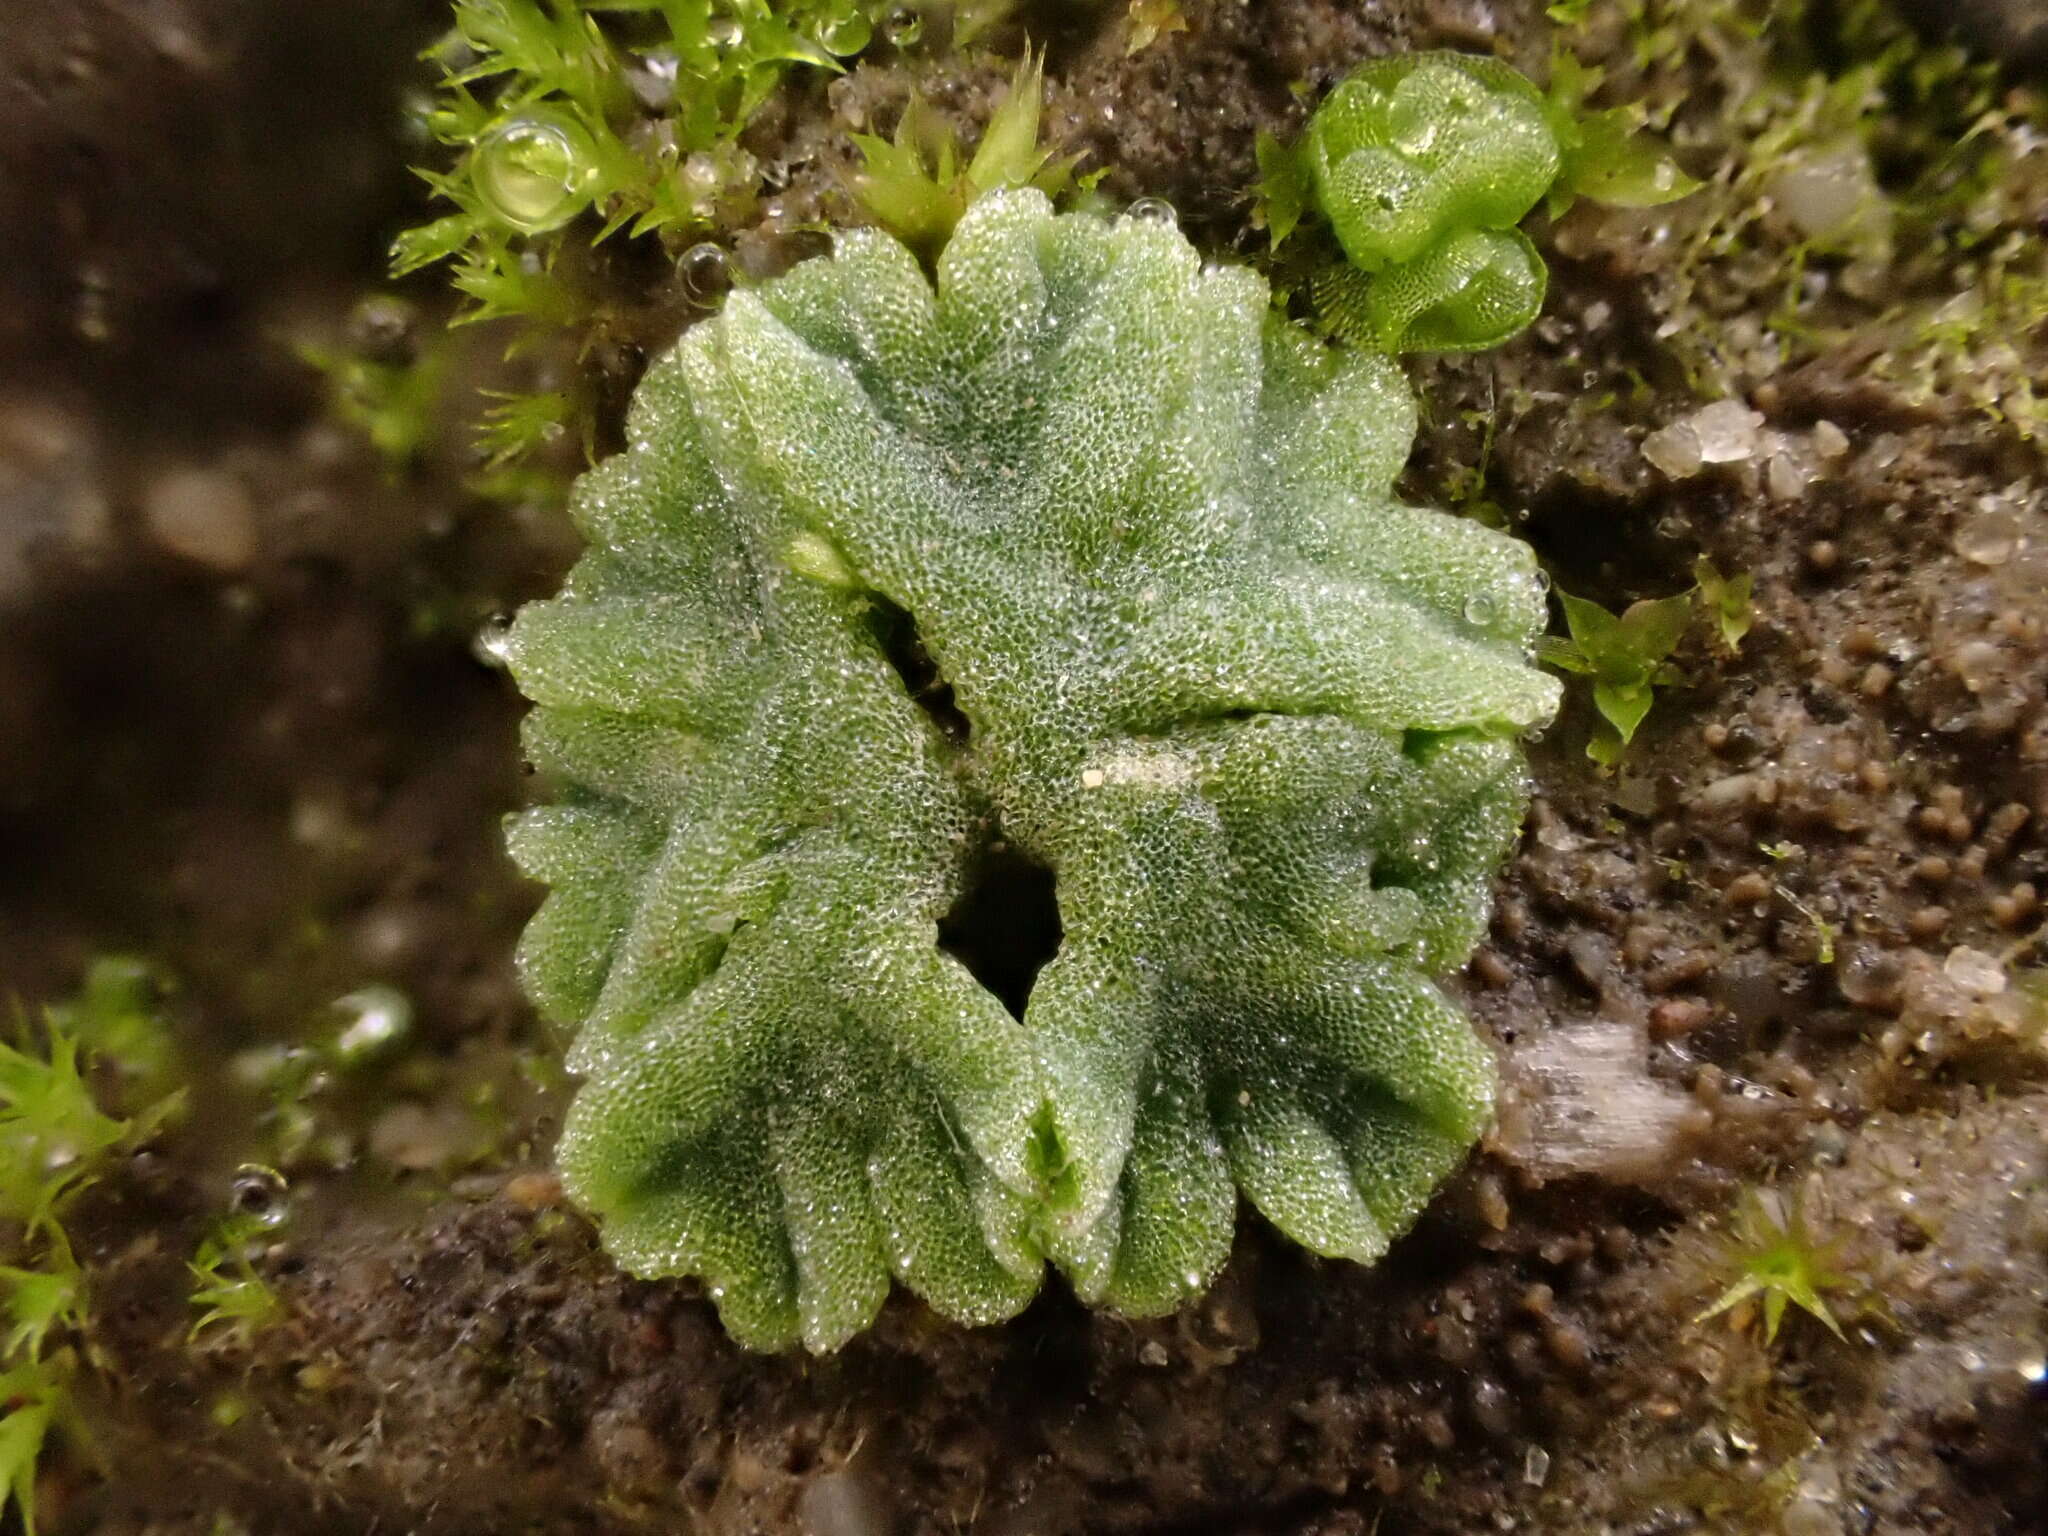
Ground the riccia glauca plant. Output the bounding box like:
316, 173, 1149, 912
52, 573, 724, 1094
499, 189, 1560, 1351
1260, 50, 1696, 352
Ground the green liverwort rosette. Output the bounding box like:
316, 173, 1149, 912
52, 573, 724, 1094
501, 190, 1558, 1350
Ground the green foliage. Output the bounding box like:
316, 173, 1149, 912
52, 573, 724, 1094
1261, 49, 1692, 352
846, 52, 1085, 259
390, 2, 939, 484
1622, 0, 2047, 442
478, 388, 583, 470
1309, 231, 1548, 354
188, 1214, 286, 1349
1692, 555, 1753, 653
1540, 50, 1700, 216
0, 1024, 132, 1236
503, 191, 1558, 1349
0, 965, 174, 1534
1254, 129, 1311, 251
295, 335, 447, 478
1, 1237, 84, 1363
1303, 53, 1560, 275
399, 1, 908, 305
1693, 1185, 1852, 1344
1124, 0, 1186, 54
1539, 588, 1692, 766
42, 957, 176, 1102
1537, 556, 1757, 763
0, 1358, 61, 1536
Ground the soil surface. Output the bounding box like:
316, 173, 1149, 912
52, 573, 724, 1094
2, 1, 2046, 1534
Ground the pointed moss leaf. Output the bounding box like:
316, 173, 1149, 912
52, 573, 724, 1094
1255, 130, 1311, 250
510, 190, 1558, 1349
1557, 108, 1700, 209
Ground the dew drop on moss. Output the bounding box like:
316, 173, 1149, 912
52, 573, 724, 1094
678, 242, 732, 309
230, 1163, 291, 1229
331, 984, 413, 1064
815, 9, 872, 55
883, 6, 923, 46
473, 614, 513, 669
473, 111, 596, 234
1120, 196, 1178, 229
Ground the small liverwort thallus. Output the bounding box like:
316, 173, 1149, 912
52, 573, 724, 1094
500, 191, 1558, 1351
1301, 52, 1560, 352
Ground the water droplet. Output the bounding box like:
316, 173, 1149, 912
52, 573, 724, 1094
815, 8, 872, 54
707, 14, 742, 49
332, 984, 413, 1064
1464, 591, 1503, 628
1532, 567, 1553, 594
231, 1164, 291, 1228
883, 5, 923, 45
473, 110, 597, 234
1120, 196, 1178, 230
473, 614, 514, 669
678, 241, 731, 308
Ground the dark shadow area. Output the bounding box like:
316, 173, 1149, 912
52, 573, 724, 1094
937, 843, 1062, 1019
863, 591, 971, 742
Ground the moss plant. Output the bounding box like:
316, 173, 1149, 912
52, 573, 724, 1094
1, 974, 179, 1534
1538, 586, 1693, 766
1693, 1185, 1856, 1345
397, 0, 915, 294
501, 190, 1557, 1350
845, 51, 1087, 262
188, 1213, 287, 1350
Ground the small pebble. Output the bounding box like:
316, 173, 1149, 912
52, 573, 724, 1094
1954, 506, 2025, 565
1907, 905, 1951, 941
1725, 872, 1774, 907
503, 1171, 563, 1210
1943, 945, 2005, 995
1649, 998, 1710, 1040
1990, 883, 2038, 928
1811, 419, 1850, 458
1913, 855, 1952, 886
143, 463, 257, 571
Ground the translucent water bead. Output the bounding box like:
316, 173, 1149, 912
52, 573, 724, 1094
473, 109, 599, 234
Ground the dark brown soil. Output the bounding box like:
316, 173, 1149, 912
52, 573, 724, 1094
2, 1, 2045, 1533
